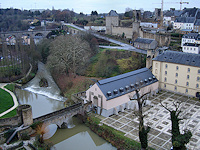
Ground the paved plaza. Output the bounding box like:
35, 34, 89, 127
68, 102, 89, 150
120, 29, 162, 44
98, 91, 200, 150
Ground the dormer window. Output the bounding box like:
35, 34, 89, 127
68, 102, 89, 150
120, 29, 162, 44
153, 76, 156, 80
113, 89, 118, 95
140, 80, 143, 85
107, 91, 112, 97
119, 87, 124, 93
135, 82, 139, 87
130, 84, 134, 89
125, 86, 129, 91
144, 79, 148, 83
149, 77, 152, 81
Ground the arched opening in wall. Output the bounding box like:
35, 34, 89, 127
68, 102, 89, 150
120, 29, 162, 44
152, 55, 154, 59
93, 96, 98, 107
6, 35, 16, 45
21, 34, 30, 45
196, 92, 200, 100
34, 33, 44, 44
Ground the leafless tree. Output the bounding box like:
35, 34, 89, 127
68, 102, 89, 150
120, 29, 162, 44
47, 35, 91, 75
129, 87, 152, 150
160, 100, 192, 150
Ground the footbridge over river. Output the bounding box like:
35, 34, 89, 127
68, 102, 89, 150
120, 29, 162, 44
33, 103, 85, 127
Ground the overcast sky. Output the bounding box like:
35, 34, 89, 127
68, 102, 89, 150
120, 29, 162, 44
1, 0, 200, 14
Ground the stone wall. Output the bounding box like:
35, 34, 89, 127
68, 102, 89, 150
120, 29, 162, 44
0, 104, 33, 127
111, 27, 133, 39
141, 31, 171, 47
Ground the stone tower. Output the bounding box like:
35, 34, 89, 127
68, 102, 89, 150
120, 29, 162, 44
132, 10, 141, 41
106, 10, 119, 34
17, 105, 33, 126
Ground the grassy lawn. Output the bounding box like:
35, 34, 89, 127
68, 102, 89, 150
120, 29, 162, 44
0, 87, 17, 119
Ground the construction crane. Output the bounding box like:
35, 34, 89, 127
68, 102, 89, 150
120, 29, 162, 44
153, 0, 189, 11
180, 0, 189, 10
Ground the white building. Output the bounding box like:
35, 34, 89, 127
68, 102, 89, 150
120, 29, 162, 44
181, 33, 199, 47
182, 43, 200, 54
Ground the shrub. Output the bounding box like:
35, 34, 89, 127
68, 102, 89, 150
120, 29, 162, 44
85, 114, 142, 150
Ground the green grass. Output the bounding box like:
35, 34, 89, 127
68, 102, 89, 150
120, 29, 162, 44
0, 87, 17, 119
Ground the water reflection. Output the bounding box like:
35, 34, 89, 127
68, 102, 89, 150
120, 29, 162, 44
50, 117, 116, 150
16, 89, 65, 118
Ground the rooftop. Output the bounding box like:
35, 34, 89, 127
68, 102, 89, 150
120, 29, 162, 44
153, 50, 200, 67
183, 43, 200, 47
107, 10, 118, 17
96, 68, 158, 100
134, 38, 155, 44
182, 33, 199, 39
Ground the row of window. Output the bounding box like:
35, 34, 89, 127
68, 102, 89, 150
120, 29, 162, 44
164, 84, 197, 93
183, 47, 197, 51
164, 77, 199, 88
164, 66, 200, 74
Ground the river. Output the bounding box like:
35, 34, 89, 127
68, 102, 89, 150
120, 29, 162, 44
15, 62, 116, 150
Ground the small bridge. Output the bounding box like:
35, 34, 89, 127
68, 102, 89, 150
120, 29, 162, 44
33, 103, 85, 127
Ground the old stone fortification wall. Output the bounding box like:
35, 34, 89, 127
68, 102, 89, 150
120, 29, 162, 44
0, 105, 33, 127
111, 27, 133, 39
141, 31, 171, 47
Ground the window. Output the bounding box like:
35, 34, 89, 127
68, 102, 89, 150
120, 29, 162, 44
198, 70, 200, 74
186, 82, 189, 86
197, 77, 200, 81
188, 68, 190, 73
155, 63, 158, 68
176, 66, 179, 71
175, 86, 177, 91
165, 64, 168, 69
175, 79, 178, 84
165, 71, 167, 75
187, 75, 190, 79
176, 73, 178, 77
155, 69, 158, 74
197, 84, 199, 88
164, 77, 167, 82
164, 84, 166, 88
186, 89, 188, 93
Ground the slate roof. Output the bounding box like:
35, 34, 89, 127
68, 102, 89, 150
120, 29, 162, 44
182, 33, 199, 39
181, 8, 198, 17
183, 43, 200, 47
194, 19, 200, 26
153, 50, 200, 67
134, 38, 155, 44
96, 68, 158, 100
175, 17, 195, 23
107, 10, 118, 17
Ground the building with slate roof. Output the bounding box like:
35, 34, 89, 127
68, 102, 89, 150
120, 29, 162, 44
181, 33, 199, 47
152, 50, 200, 97
134, 38, 158, 50
85, 68, 158, 117
173, 8, 200, 31
182, 43, 200, 54
106, 10, 119, 34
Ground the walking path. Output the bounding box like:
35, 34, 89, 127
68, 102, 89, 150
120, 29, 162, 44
65, 23, 147, 54
0, 83, 19, 117
97, 91, 200, 150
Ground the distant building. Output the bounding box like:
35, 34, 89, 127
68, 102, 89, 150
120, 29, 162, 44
182, 43, 200, 54
173, 7, 200, 31
134, 38, 158, 50
106, 10, 119, 34
152, 51, 200, 97
85, 68, 158, 117
181, 33, 199, 47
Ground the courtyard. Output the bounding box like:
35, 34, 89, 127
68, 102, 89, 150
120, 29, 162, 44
98, 91, 200, 150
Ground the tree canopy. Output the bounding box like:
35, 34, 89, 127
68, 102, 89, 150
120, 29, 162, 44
47, 35, 92, 75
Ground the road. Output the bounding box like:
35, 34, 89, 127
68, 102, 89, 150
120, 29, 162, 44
65, 23, 147, 54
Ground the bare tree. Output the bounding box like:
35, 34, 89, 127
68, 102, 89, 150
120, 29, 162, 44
160, 100, 192, 150
47, 35, 91, 75
130, 87, 151, 150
